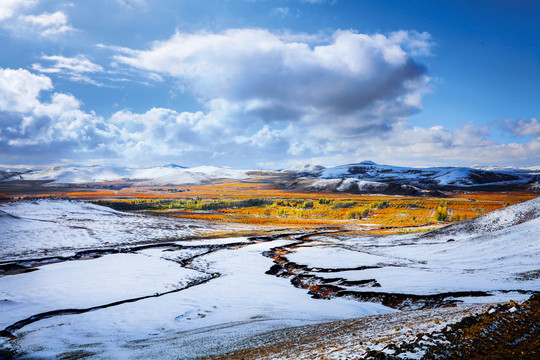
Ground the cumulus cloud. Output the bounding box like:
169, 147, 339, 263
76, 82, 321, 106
0, 67, 52, 113
0, 68, 112, 157
115, 28, 431, 142
0, 25, 537, 168
279, 120, 539, 168
1, 66, 538, 167
500, 118, 540, 138
0, 0, 36, 21
346, 121, 540, 167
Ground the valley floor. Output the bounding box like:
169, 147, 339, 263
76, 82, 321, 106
0, 197, 539, 359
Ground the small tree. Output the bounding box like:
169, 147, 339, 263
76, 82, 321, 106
435, 205, 448, 221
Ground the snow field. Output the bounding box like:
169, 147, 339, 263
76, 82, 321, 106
1, 240, 393, 359
0, 252, 208, 329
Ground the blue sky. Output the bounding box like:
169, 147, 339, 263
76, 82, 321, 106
0, 0, 538, 169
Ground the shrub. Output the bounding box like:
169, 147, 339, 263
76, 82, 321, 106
435, 205, 448, 221
297, 201, 314, 209
345, 207, 371, 219
370, 200, 388, 209
331, 200, 356, 210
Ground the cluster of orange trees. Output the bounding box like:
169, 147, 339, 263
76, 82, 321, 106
86, 194, 520, 231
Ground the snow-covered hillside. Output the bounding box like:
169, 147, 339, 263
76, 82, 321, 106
3, 164, 252, 185
2, 162, 538, 191
0, 199, 219, 260
283, 196, 540, 297
286, 160, 539, 189
289, 177, 440, 196
0, 170, 24, 180
424, 195, 540, 237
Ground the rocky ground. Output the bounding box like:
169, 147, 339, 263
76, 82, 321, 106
211, 293, 539, 359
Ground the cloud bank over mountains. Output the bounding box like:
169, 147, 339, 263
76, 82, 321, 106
0, 1, 538, 168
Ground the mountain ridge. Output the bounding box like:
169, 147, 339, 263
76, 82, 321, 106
0, 162, 538, 194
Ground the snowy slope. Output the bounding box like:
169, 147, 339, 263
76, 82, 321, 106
289, 161, 538, 188
1, 197, 538, 358
0, 199, 392, 359
287, 196, 540, 297
424, 195, 540, 238
281, 163, 326, 175
0, 199, 217, 260
8, 164, 252, 185
16, 165, 132, 183
292, 177, 436, 196
0, 170, 26, 180
135, 165, 250, 186
4, 162, 538, 189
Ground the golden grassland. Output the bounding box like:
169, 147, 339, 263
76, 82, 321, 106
13, 178, 536, 234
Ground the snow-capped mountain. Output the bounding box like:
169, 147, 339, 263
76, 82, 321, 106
285, 161, 539, 189
1, 161, 538, 193
281, 163, 327, 175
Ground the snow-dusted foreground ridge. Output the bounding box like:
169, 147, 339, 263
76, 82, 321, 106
1, 197, 539, 359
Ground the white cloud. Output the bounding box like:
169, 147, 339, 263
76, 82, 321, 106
33, 55, 103, 74
0, 0, 36, 21
32, 54, 105, 86
0, 68, 112, 152
0, 65, 537, 167
501, 118, 540, 138
0, 67, 52, 113
16, 11, 74, 37
346, 121, 539, 167
390, 30, 435, 56
0, 25, 537, 168
115, 28, 431, 142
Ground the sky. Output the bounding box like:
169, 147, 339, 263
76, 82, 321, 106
0, 0, 539, 169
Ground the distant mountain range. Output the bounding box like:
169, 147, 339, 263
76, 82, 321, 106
280, 161, 540, 195
1, 161, 539, 195
0, 165, 253, 186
